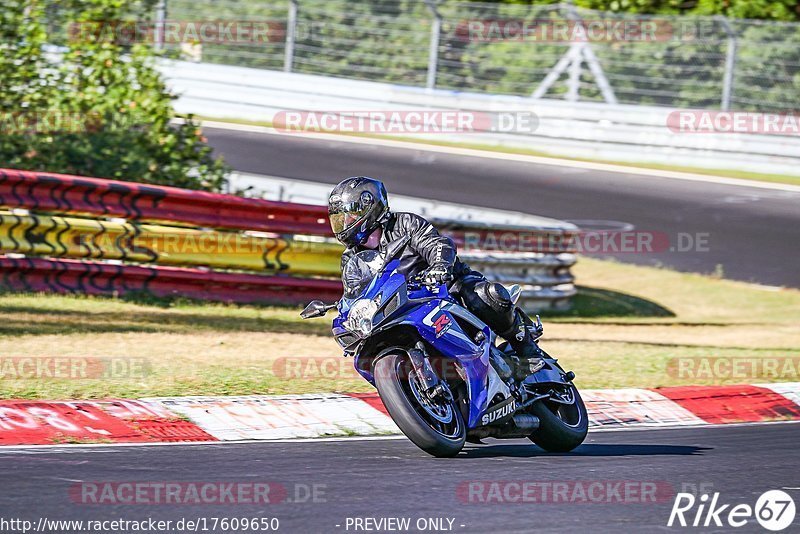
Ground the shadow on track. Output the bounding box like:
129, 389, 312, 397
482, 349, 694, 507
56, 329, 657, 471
458, 443, 710, 459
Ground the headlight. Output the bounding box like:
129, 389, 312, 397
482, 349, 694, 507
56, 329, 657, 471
345, 298, 379, 337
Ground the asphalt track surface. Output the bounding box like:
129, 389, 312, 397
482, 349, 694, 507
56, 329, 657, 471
1, 423, 798, 533
205, 128, 800, 288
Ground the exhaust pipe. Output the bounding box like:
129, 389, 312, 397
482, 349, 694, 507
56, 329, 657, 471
467, 414, 540, 440
511, 414, 540, 433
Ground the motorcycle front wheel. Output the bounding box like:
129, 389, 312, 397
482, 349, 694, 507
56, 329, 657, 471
374, 352, 465, 457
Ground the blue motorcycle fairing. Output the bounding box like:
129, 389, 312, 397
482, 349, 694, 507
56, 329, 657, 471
332, 259, 404, 337
367, 301, 492, 428
521, 363, 571, 387
336, 259, 498, 429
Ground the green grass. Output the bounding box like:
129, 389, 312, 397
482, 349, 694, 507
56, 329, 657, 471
0, 256, 798, 399
198, 116, 800, 187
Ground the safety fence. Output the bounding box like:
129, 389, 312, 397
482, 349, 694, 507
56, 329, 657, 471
153, 0, 800, 114
0, 169, 578, 310
44, 1, 800, 112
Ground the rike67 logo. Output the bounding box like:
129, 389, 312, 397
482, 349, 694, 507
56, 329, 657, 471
668, 490, 796, 531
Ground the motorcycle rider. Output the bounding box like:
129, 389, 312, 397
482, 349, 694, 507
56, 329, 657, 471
328, 176, 544, 381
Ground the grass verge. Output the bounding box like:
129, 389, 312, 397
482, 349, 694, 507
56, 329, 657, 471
0, 257, 798, 400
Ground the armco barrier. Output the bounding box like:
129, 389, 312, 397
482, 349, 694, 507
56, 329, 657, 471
0, 168, 578, 310
0, 256, 343, 305
0, 211, 342, 276
460, 252, 577, 311
440, 220, 577, 254
0, 169, 579, 250
0, 168, 331, 235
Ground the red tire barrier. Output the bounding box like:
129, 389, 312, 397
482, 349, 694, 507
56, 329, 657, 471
0, 168, 332, 235
0, 256, 343, 305
0, 169, 578, 252
0, 168, 577, 310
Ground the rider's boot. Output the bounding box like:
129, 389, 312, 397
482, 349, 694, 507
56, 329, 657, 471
501, 308, 545, 381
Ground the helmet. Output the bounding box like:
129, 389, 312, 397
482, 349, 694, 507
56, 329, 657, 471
328, 176, 389, 246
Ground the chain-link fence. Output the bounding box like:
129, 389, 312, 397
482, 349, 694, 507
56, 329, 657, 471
93, 0, 800, 113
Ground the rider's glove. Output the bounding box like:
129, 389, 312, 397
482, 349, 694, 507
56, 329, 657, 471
422, 263, 453, 286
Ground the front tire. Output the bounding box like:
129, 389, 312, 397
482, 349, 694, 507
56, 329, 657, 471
528, 384, 588, 452
374, 353, 465, 457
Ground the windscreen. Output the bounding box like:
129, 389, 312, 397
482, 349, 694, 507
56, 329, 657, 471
342, 249, 382, 297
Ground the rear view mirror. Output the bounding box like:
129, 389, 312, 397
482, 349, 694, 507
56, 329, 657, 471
301, 300, 333, 319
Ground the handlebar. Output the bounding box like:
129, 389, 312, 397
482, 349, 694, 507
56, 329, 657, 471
407, 273, 449, 296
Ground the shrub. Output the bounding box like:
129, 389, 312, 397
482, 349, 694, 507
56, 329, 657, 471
0, 0, 228, 191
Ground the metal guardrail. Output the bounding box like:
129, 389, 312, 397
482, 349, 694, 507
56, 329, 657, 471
460, 252, 577, 312
0, 169, 578, 311
0, 256, 344, 305
163, 61, 800, 176
158, 0, 800, 114
0, 168, 331, 236
0, 211, 343, 276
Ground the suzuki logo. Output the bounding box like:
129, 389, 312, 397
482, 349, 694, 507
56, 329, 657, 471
433, 314, 451, 338
481, 400, 516, 426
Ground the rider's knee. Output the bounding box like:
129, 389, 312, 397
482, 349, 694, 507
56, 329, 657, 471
463, 281, 516, 332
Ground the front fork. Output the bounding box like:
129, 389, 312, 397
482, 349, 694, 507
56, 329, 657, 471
407, 341, 453, 403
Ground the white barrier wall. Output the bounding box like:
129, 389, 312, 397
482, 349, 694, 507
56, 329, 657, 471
161, 60, 800, 177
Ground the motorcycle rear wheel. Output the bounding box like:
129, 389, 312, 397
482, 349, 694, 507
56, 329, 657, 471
527, 384, 588, 452
374, 352, 466, 457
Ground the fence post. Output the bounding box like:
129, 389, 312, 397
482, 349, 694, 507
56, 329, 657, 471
154, 0, 167, 52
424, 0, 442, 89
533, 4, 617, 104
719, 17, 737, 111
284, 0, 298, 73
566, 45, 582, 101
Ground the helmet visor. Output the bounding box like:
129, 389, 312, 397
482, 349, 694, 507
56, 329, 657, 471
329, 200, 371, 235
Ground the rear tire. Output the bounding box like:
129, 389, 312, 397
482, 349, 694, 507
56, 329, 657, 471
528, 384, 588, 452
374, 353, 465, 457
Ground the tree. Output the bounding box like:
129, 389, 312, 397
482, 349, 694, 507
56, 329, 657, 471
0, 0, 228, 191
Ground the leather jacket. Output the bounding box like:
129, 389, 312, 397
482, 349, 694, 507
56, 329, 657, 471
341, 212, 462, 281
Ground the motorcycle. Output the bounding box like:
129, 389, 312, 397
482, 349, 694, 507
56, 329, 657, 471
301, 236, 588, 457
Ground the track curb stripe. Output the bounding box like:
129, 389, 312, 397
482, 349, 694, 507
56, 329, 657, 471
0, 400, 216, 445
2, 383, 799, 446
654, 384, 800, 424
